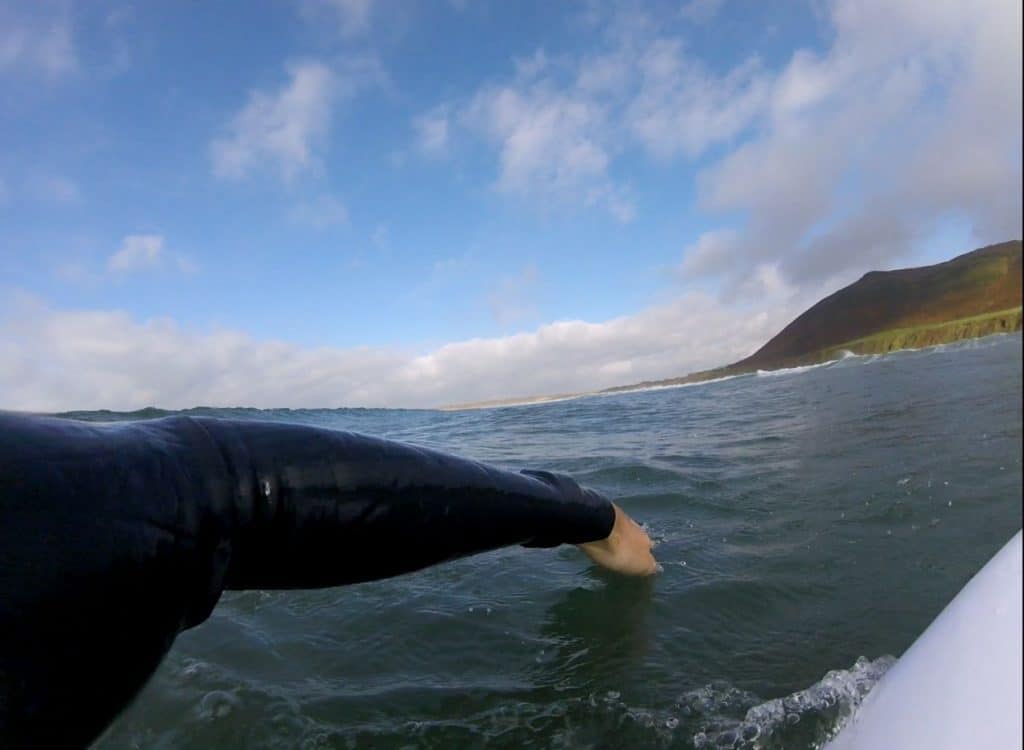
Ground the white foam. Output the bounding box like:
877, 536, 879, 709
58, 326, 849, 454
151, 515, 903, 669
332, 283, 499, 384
593, 372, 750, 398
683, 655, 896, 749
755, 361, 834, 378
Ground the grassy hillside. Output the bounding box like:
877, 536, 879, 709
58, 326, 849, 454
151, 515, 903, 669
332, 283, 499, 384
817, 307, 1022, 361
599, 240, 1022, 397
734, 240, 1022, 370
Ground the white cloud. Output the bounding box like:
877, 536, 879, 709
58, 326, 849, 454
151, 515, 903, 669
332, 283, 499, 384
421, 0, 1019, 277
289, 193, 350, 228
680, 0, 725, 24
55, 236, 195, 283
684, 0, 1023, 287
0, 10, 77, 77
211, 61, 336, 181
462, 69, 634, 219
28, 174, 81, 204
0, 290, 804, 412
107, 235, 164, 273
211, 58, 382, 182
107, 234, 164, 272
626, 42, 768, 160
468, 84, 606, 194
514, 49, 549, 80
679, 229, 741, 278
413, 107, 450, 157
421, 20, 762, 219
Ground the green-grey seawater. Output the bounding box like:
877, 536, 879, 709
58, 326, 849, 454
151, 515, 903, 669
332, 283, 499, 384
86, 334, 1022, 749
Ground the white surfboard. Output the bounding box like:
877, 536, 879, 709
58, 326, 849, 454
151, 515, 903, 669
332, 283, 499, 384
826, 529, 1022, 749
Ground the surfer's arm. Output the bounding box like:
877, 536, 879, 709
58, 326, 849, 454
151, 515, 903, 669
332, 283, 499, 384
0, 413, 653, 748
191, 417, 655, 589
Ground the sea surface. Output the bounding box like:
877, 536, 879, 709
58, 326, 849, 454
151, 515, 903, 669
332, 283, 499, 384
88, 334, 1022, 749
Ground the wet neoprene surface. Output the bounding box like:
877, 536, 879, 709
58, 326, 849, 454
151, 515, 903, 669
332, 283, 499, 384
0, 413, 614, 749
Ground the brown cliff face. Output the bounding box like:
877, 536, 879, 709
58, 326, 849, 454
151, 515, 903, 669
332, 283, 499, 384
733, 240, 1022, 370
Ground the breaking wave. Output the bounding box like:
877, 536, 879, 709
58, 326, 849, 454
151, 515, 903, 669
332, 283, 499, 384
755, 361, 834, 378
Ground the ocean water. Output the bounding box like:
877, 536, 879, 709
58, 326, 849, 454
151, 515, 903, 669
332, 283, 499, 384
87, 334, 1022, 750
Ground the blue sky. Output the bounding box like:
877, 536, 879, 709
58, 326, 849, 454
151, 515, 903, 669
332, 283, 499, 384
1, 0, 1021, 410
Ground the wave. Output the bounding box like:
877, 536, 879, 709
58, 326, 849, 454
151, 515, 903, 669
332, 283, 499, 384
837, 329, 1021, 365
686, 655, 896, 749
755, 361, 834, 378
758, 330, 1021, 379
830, 351, 883, 368
593, 372, 752, 398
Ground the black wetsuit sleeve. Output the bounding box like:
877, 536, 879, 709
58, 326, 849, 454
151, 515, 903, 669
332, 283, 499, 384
0, 413, 614, 748
191, 416, 615, 588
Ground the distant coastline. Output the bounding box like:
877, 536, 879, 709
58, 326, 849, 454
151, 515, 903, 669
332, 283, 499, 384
441, 241, 1022, 411
603, 306, 1022, 392
440, 318, 1021, 411
440, 393, 583, 411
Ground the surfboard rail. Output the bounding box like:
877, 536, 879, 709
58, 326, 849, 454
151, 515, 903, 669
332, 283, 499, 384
825, 530, 1023, 749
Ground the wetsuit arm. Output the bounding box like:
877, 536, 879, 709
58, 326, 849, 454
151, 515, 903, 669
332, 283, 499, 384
192, 417, 617, 590
0, 413, 617, 748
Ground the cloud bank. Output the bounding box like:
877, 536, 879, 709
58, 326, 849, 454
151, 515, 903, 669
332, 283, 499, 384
690, 0, 1023, 288
0, 292, 801, 412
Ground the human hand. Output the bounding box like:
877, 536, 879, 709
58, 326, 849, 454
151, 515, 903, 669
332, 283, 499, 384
577, 504, 657, 576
